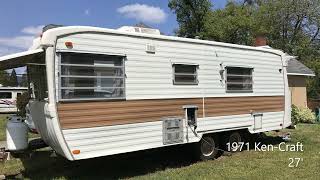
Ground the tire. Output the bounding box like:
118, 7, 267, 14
224, 131, 242, 152
195, 135, 219, 161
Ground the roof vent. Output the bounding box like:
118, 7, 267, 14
118, 26, 161, 35
146, 44, 156, 53
42, 24, 64, 32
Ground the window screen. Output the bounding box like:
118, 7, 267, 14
28, 64, 48, 100
226, 67, 253, 92
0, 92, 12, 99
59, 53, 125, 100
173, 64, 198, 85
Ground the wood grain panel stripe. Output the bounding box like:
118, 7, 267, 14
58, 96, 284, 129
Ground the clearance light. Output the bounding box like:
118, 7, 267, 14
65, 41, 73, 48
72, 149, 80, 155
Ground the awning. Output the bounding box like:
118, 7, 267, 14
0, 49, 44, 70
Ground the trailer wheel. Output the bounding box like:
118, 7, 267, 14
225, 131, 242, 152
196, 135, 219, 161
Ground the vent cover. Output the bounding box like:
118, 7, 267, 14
146, 44, 156, 53
117, 26, 161, 35
162, 117, 183, 145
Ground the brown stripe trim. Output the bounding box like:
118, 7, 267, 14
58, 96, 284, 129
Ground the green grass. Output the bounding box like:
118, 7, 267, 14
0, 123, 319, 179
0, 115, 8, 141
0, 114, 39, 141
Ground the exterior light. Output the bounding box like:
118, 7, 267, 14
65, 41, 73, 48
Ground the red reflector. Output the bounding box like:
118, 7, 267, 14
65, 41, 73, 48
72, 150, 80, 154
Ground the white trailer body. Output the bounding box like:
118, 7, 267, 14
0, 26, 291, 160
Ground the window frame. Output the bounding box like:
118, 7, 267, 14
58, 52, 126, 102
225, 66, 254, 93
0, 92, 12, 99
27, 64, 48, 101
172, 63, 199, 85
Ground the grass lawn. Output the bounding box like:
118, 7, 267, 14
0, 115, 8, 141
0, 114, 39, 141
0, 121, 319, 179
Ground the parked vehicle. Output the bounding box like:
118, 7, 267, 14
0, 25, 291, 160
0, 87, 28, 113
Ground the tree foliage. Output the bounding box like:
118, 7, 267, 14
16, 92, 30, 117
171, 0, 320, 98
0, 71, 10, 86
8, 69, 18, 87
201, 2, 256, 45
20, 72, 28, 87
168, 0, 212, 38
306, 59, 320, 99
0, 69, 26, 87
254, 0, 320, 58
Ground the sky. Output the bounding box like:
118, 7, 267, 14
0, 0, 227, 63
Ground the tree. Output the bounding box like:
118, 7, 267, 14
0, 71, 10, 86
8, 69, 18, 87
201, 1, 256, 45
254, 0, 320, 58
170, 0, 320, 98
20, 72, 28, 87
306, 59, 320, 99
168, 0, 212, 38
201, 0, 320, 52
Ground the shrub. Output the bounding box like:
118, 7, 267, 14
291, 105, 299, 125
291, 105, 316, 124
16, 92, 30, 117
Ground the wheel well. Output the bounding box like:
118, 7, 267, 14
200, 128, 250, 145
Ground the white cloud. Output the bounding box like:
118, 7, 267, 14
117, 3, 167, 24
85, 9, 90, 16
21, 25, 44, 35
0, 25, 44, 54
0, 36, 34, 49
0, 46, 21, 57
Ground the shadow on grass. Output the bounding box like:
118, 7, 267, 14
11, 144, 197, 180
8, 133, 286, 179
256, 133, 285, 146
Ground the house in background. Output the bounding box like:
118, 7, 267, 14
287, 58, 315, 108
254, 35, 315, 108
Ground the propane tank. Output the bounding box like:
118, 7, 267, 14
6, 115, 28, 151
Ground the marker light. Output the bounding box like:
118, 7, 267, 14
65, 41, 73, 48
72, 149, 80, 154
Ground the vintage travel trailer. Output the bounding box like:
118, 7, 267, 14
0, 87, 28, 113
0, 25, 291, 161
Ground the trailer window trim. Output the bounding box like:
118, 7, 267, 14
58, 52, 126, 101
172, 64, 198, 85
225, 66, 253, 93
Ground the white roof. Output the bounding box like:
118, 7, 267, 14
0, 25, 287, 71
40, 26, 285, 56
